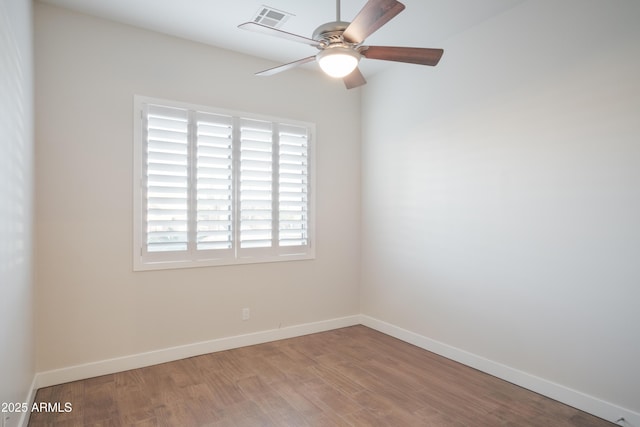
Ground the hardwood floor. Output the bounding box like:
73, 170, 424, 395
29, 326, 614, 426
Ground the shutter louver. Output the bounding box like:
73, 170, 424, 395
145, 104, 190, 252
278, 124, 309, 247
240, 119, 273, 249
196, 112, 234, 251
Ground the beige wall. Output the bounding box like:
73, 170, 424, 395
361, 0, 640, 416
34, 3, 361, 372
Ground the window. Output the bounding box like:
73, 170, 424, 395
133, 96, 315, 270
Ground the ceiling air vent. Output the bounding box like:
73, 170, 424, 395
252, 5, 293, 29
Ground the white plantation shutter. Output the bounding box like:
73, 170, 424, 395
144, 104, 190, 253
278, 124, 309, 248
134, 96, 314, 270
196, 112, 234, 252
239, 119, 273, 250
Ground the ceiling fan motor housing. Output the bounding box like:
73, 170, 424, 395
312, 21, 351, 46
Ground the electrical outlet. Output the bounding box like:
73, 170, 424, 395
242, 308, 250, 321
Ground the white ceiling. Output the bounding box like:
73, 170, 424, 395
37, 0, 526, 75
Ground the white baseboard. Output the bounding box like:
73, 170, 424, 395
359, 315, 639, 427
34, 315, 360, 390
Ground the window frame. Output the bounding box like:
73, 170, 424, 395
133, 95, 315, 271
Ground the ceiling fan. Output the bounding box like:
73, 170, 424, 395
238, 0, 444, 89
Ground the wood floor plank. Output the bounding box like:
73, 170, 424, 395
306, 364, 365, 397
293, 378, 362, 418
29, 326, 616, 426
203, 371, 248, 409
267, 380, 324, 419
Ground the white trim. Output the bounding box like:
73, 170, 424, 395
132, 251, 315, 272
359, 315, 638, 427
34, 315, 359, 390
134, 95, 315, 128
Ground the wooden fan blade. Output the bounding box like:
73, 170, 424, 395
239, 22, 322, 47
255, 56, 316, 77
342, 0, 406, 44
343, 67, 367, 89
362, 46, 444, 66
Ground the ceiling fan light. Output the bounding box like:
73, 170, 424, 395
317, 47, 360, 78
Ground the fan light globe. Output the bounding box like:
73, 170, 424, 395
317, 47, 360, 78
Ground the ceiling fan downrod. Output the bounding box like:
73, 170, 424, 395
312, 0, 351, 42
